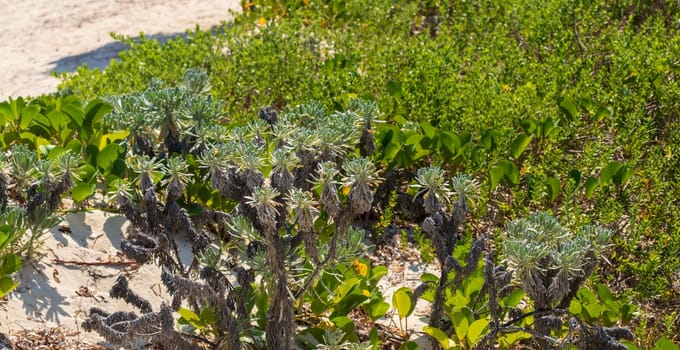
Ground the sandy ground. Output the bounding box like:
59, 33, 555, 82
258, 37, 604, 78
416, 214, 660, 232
0, 211, 176, 348
0, 0, 241, 100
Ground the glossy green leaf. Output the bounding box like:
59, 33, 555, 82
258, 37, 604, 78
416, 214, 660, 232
370, 265, 388, 284
545, 177, 561, 201
368, 301, 390, 321
420, 120, 436, 139
72, 182, 96, 203
96, 143, 123, 171
99, 130, 130, 150
558, 96, 579, 120
499, 160, 519, 185
0, 276, 19, 298
332, 315, 355, 334
19, 105, 40, 129
404, 134, 425, 147
594, 283, 615, 303
47, 110, 68, 130
540, 117, 559, 138
333, 277, 360, 303
439, 131, 460, 154
177, 307, 201, 328
568, 169, 582, 188
585, 177, 598, 199
584, 302, 603, 319
464, 276, 485, 298
332, 293, 369, 318
392, 287, 413, 318
654, 339, 680, 350
420, 272, 439, 283
569, 299, 582, 314
501, 289, 524, 307
489, 165, 505, 190
451, 309, 469, 341
467, 319, 489, 344
311, 299, 328, 316
600, 161, 623, 185
519, 119, 537, 134
510, 134, 532, 158
423, 326, 452, 348
613, 165, 635, 186
620, 303, 636, 322
399, 341, 418, 350
1, 253, 21, 275
199, 307, 217, 324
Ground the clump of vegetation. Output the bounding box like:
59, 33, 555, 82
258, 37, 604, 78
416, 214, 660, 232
490, 212, 633, 349
0, 145, 79, 297
1, 0, 679, 347
80, 70, 389, 348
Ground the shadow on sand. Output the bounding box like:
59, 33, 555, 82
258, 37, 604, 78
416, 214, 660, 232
48, 31, 192, 74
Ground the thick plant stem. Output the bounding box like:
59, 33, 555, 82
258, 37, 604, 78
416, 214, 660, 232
429, 263, 452, 330
263, 222, 294, 350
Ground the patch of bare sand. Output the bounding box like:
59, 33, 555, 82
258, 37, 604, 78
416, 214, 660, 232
0, 211, 180, 348
0, 0, 241, 100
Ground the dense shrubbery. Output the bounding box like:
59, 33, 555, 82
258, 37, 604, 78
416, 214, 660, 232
0, 0, 678, 348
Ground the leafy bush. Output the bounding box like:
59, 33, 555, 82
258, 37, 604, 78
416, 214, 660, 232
4, 0, 680, 345
80, 70, 390, 348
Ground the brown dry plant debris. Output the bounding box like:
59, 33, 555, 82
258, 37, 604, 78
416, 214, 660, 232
7, 326, 107, 350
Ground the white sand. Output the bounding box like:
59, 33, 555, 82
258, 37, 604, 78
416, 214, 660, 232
0, 211, 174, 347
0, 0, 241, 100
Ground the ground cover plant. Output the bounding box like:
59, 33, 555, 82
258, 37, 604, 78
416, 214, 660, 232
0, 73, 666, 349
55, 0, 680, 317
0, 0, 679, 348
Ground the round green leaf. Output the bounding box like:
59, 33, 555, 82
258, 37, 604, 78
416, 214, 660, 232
392, 288, 413, 318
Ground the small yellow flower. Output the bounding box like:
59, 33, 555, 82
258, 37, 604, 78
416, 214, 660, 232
353, 259, 368, 276
341, 185, 351, 196
317, 317, 334, 330
258, 17, 267, 25
501, 84, 511, 92
362, 289, 371, 297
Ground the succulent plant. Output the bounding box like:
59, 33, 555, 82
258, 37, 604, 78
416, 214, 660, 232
182, 67, 211, 97
129, 155, 163, 191
341, 157, 381, 215
411, 166, 450, 214
314, 162, 342, 218
502, 212, 617, 346
161, 156, 192, 200
245, 185, 281, 233
270, 148, 300, 195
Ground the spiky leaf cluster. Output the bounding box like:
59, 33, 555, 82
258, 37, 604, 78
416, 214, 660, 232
502, 212, 613, 307
341, 157, 381, 215
88, 98, 380, 350
409, 168, 481, 329
104, 68, 221, 156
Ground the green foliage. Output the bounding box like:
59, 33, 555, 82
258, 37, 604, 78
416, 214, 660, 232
569, 284, 636, 326
2, 0, 679, 345
0, 224, 21, 297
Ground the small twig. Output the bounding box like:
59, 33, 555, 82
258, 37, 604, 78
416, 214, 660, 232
500, 308, 570, 328
53, 258, 139, 268
179, 331, 217, 347
500, 325, 561, 345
